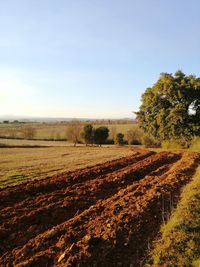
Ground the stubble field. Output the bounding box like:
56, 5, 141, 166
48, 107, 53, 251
0, 145, 133, 188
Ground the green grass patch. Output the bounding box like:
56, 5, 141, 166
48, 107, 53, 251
147, 167, 200, 267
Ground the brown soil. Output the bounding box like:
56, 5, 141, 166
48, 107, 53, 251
0, 150, 199, 267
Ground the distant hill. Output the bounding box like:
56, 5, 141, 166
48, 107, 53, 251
0, 115, 135, 123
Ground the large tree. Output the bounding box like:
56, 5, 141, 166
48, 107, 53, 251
136, 71, 200, 142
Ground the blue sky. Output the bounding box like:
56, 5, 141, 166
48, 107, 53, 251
0, 0, 200, 118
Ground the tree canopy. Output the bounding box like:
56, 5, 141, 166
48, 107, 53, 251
115, 133, 125, 145
81, 124, 94, 145
136, 71, 200, 142
93, 127, 109, 146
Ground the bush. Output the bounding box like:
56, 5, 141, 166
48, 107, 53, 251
142, 134, 161, 148
115, 133, 125, 146
162, 140, 183, 149
104, 139, 115, 145
162, 139, 191, 149
126, 126, 143, 145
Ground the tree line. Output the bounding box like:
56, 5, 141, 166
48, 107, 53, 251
66, 122, 147, 147
67, 123, 112, 146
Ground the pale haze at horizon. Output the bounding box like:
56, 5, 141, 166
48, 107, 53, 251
0, 0, 200, 119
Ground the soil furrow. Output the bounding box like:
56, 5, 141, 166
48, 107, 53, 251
0, 151, 154, 227
0, 151, 153, 214
1, 152, 199, 267
0, 152, 179, 256
0, 151, 153, 210
1, 151, 199, 267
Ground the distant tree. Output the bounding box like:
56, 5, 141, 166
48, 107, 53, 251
93, 127, 109, 146
3, 120, 9, 124
22, 126, 36, 139
81, 124, 94, 146
66, 122, 81, 146
115, 133, 125, 145
136, 70, 200, 143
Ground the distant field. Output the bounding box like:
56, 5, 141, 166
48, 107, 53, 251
0, 122, 136, 140
0, 146, 133, 188
0, 138, 70, 147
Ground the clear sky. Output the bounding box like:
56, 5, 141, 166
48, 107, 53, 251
0, 0, 200, 118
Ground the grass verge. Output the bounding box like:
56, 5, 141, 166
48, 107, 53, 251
147, 166, 200, 267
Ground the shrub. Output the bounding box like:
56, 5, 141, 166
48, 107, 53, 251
162, 139, 191, 149
126, 126, 143, 145
115, 133, 125, 146
142, 134, 161, 148
104, 139, 115, 145
162, 140, 182, 149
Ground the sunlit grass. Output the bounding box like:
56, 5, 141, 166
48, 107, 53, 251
147, 167, 200, 267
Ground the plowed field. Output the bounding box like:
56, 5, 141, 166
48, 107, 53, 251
0, 150, 199, 267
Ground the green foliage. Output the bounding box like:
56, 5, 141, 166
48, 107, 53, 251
115, 133, 125, 145
81, 124, 94, 145
162, 139, 190, 149
162, 137, 200, 150
136, 70, 200, 142
162, 140, 183, 150
93, 126, 109, 146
